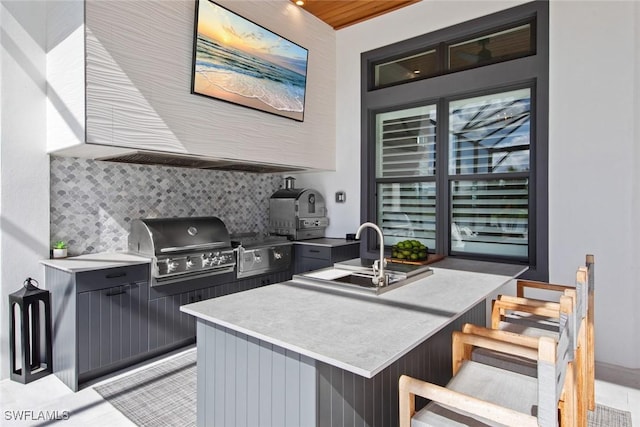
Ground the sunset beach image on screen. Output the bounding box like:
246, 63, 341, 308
192, 0, 309, 121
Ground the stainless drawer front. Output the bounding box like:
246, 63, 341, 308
237, 246, 292, 278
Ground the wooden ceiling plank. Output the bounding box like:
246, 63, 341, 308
292, 0, 421, 30
308, 2, 365, 21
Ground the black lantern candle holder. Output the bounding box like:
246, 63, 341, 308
9, 278, 53, 384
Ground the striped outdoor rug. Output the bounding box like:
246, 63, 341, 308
95, 348, 632, 427
589, 403, 633, 427
94, 349, 196, 427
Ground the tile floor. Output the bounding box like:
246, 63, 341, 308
1, 351, 638, 426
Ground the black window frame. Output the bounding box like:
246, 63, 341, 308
360, 1, 549, 280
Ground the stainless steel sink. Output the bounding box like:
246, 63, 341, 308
292, 266, 432, 295
334, 258, 434, 278
332, 270, 403, 287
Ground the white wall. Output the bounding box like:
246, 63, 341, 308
0, 0, 50, 380
48, 0, 337, 171
300, 0, 639, 368
635, 0, 640, 362
548, 0, 638, 368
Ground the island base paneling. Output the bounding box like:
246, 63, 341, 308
195, 301, 484, 427
316, 301, 484, 427
196, 321, 317, 427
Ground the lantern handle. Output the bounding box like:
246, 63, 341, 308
23, 277, 40, 291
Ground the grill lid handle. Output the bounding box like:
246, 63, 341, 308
160, 242, 228, 253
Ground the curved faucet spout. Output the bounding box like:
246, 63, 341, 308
355, 222, 386, 286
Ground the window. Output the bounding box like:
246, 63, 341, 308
361, 2, 548, 279
374, 49, 438, 87
449, 88, 531, 259
376, 105, 437, 250
448, 23, 534, 72
370, 19, 535, 90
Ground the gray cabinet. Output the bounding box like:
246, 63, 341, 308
48, 263, 150, 391
47, 261, 294, 391
148, 289, 195, 352
147, 270, 294, 352
293, 243, 360, 274
77, 281, 149, 377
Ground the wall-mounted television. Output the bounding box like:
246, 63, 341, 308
191, 0, 309, 122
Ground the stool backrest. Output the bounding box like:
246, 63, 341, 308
586, 254, 594, 293
537, 267, 584, 427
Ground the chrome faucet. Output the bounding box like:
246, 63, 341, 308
355, 222, 387, 287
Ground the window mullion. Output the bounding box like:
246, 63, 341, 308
436, 98, 449, 255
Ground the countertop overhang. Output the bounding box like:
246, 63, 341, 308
40, 252, 152, 273
181, 258, 526, 378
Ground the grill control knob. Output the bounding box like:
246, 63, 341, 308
273, 251, 282, 260
201, 254, 210, 267
166, 258, 178, 273
186, 256, 195, 269
211, 251, 220, 265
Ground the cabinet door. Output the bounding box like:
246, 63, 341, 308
294, 245, 331, 274
148, 291, 195, 351
77, 281, 149, 374
330, 244, 360, 264
296, 257, 331, 274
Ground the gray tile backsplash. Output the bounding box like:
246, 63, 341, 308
50, 156, 283, 256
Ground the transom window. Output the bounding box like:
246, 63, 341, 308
361, 2, 548, 279
371, 19, 535, 90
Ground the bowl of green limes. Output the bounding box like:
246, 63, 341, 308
391, 240, 428, 261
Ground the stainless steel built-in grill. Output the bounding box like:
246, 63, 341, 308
128, 216, 236, 285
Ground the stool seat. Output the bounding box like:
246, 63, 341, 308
412, 361, 538, 427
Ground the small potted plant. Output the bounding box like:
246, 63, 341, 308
52, 241, 68, 259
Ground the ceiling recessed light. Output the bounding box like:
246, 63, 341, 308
296, 0, 304, 6
413, 70, 421, 74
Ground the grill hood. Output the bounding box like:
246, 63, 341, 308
128, 216, 236, 285
129, 216, 232, 256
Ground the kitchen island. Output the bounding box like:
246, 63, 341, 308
181, 258, 526, 427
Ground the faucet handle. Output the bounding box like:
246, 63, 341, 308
372, 259, 387, 271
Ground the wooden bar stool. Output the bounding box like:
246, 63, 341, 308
508, 254, 595, 411
481, 257, 593, 426
399, 279, 580, 427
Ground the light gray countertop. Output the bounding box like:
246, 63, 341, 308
40, 252, 151, 273
181, 258, 526, 378
293, 238, 360, 247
